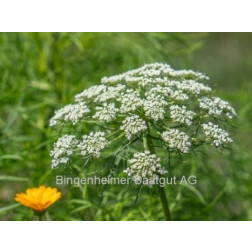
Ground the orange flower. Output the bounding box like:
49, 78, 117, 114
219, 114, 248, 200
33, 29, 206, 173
15, 185, 61, 213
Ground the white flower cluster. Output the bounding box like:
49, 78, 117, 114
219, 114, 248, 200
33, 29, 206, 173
161, 129, 191, 153
117, 89, 143, 113
93, 103, 119, 122
146, 84, 189, 102
199, 97, 237, 119
78, 132, 108, 158
50, 102, 90, 126
75, 85, 106, 101
50, 131, 108, 168
143, 93, 168, 121
202, 122, 233, 147
94, 84, 125, 103
175, 80, 212, 95
167, 69, 209, 81
120, 115, 147, 140
50, 63, 236, 173
50, 135, 78, 168
124, 151, 167, 186
169, 89, 189, 101
170, 105, 196, 126
101, 63, 209, 86
51, 63, 217, 128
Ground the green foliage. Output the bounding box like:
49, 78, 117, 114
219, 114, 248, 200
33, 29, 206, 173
0, 32, 252, 220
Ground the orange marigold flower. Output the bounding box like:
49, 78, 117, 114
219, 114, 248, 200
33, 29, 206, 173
15, 185, 61, 213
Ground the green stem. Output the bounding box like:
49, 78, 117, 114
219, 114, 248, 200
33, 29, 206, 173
158, 186, 171, 221
145, 125, 172, 221
34, 211, 45, 221
108, 132, 125, 145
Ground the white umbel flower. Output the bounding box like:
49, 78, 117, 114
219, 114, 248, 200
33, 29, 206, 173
147, 85, 172, 97
101, 63, 209, 86
93, 103, 119, 122
124, 151, 167, 186
170, 89, 189, 101
170, 105, 196, 126
143, 94, 168, 121
148, 84, 189, 101
50, 102, 90, 126
161, 129, 191, 153
101, 73, 125, 85
50, 135, 79, 168
50, 63, 236, 175
120, 115, 147, 139
167, 69, 209, 81
199, 97, 237, 119
74, 85, 106, 102
94, 84, 125, 103
176, 80, 212, 95
78, 132, 108, 158
118, 89, 143, 113
202, 122, 233, 147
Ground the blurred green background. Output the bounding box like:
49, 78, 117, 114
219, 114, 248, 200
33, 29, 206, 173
0, 33, 251, 221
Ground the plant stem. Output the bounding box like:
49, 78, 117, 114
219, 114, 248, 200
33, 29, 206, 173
145, 125, 172, 221
158, 185, 171, 221
35, 211, 44, 221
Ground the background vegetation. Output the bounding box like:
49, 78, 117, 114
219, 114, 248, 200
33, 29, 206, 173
0, 33, 251, 220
